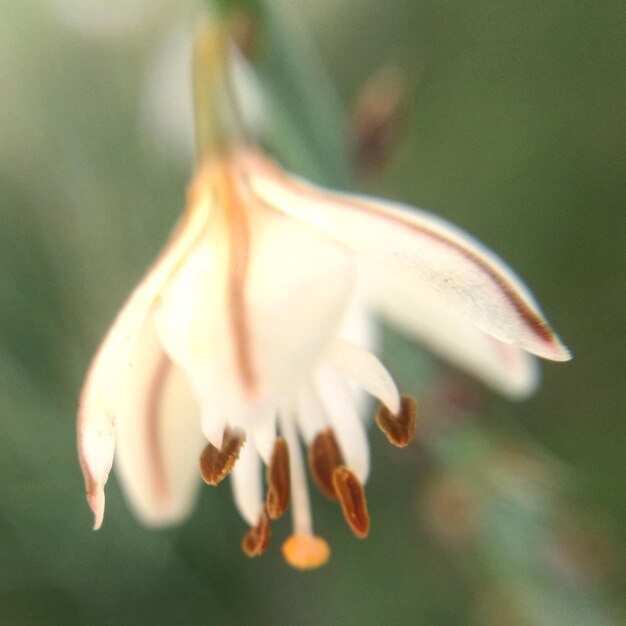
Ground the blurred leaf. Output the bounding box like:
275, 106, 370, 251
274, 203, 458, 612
254, 0, 351, 185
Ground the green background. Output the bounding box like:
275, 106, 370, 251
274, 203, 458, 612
0, 0, 624, 624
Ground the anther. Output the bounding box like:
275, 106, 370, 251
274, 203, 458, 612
199, 428, 245, 486
241, 509, 271, 558
308, 429, 344, 500
332, 466, 370, 539
282, 535, 331, 570
266, 438, 290, 520
376, 395, 417, 448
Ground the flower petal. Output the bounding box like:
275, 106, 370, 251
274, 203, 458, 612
113, 318, 204, 527
77, 182, 211, 529
369, 266, 539, 398
155, 191, 357, 426
245, 206, 357, 403
243, 152, 570, 362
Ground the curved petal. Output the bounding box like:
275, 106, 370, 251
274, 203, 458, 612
245, 205, 357, 405
327, 338, 400, 413
242, 151, 570, 362
369, 265, 539, 398
114, 318, 204, 527
77, 178, 211, 529
155, 192, 357, 429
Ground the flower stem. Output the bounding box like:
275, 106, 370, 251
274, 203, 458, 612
192, 19, 231, 161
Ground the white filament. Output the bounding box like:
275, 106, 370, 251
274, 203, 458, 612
201, 405, 226, 450
327, 338, 400, 414
230, 438, 263, 527
294, 384, 328, 445
250, 406, 277, 465
280, 405, 313, 537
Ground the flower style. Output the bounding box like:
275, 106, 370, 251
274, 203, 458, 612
77, 18, 570, 570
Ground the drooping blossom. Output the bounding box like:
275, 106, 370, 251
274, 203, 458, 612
77, 17, 570, 569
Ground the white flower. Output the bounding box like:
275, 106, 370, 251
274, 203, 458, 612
77, 18, 570, 570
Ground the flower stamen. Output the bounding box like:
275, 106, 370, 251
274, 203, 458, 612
279, 407, 330, 569
241, 508, 271, 557
308, 428, 343, 500
280, 408, 313, 537
332, 466, 370, 538
376, 395, 418, 448
266, 437, 290, 519
199, 427, 245, 486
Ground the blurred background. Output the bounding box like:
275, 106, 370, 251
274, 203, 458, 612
0, 0, 624, 624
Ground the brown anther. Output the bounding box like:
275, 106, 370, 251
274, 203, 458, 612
308, 429, 344, 500
266, 438, 290, 520
241, 509, 271, 558
376, 395, 417, 448
199, 429, 245, 486
282, 535, 331, 570
332, 467, 370, 539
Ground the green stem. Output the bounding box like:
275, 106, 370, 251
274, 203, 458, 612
192, 19, 231, 161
